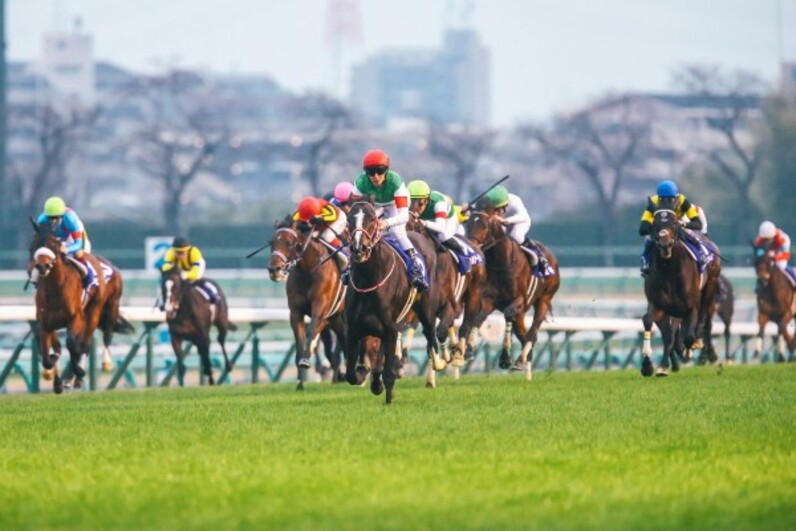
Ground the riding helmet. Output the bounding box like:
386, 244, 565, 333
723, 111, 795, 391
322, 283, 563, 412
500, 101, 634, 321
486, 185, 510, 208
43, 196, 67, 217
173, 236, 191, 250
758, 221, 776, 239
656, 180, 679, 198
362, 149, 390, 169
407, 180, 431, 199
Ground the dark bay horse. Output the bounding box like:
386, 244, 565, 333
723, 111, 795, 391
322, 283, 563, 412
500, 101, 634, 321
344, 201, 445, 404
752, 246, 795, 361
641, 210, 721, 376
28, 219, 134, 393
160, 267, 235, 385
465, 208, 560, 380
406, 217, 487, 380
267, 219, 347, 390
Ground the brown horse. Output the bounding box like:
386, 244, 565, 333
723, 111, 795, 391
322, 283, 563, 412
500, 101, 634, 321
344, 201, 445, 404
465, 208, 560, 380
28, 219, 133, 393
752, 246, 795, 361
641, 209, 721, 376
267, 218, 347, 390
160, 267, 235, 385
406, 217, 487, 380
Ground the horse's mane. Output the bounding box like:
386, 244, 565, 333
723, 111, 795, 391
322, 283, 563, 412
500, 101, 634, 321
276, 214, 296, 230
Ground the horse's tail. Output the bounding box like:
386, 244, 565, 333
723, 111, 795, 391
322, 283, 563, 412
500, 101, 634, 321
114, 314, 136, 334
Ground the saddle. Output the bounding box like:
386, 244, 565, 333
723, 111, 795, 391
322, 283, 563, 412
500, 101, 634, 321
446, 236, 484, 274
383, 236, 429, 285
680, 238, 717, 274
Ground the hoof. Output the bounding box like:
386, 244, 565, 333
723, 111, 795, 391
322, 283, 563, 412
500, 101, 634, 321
297, 358, 311, 369
692, 339, 704, 350
655, 367, 669, 377
370, 379, 384, 396
430, 355, 447, 371
451, 354, 465, 368
54, 377, 64, 394
73, 378, 83, 390
498, 351, 512, 370
101, 360, 113, 372
510, 361, 528, 372
641, 358, 654, 377
296, 381, 305, 391
42, 368, 55, 381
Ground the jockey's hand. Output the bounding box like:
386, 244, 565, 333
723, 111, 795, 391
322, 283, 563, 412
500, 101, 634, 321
678, 219, 688, 227
377, 219, 389, 231
59, 242, 68, 254
496, 217, 508, 225
410, 211, 419, 220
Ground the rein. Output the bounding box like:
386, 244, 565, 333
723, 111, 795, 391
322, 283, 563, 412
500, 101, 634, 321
350, 240, 396, 293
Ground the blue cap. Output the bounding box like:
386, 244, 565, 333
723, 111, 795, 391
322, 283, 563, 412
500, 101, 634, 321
657, 180, 678, 198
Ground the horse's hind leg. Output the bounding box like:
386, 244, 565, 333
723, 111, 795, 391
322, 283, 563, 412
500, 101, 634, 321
381, 328, 399, 404
216, 323, 232, 374
196, 337, 214, 385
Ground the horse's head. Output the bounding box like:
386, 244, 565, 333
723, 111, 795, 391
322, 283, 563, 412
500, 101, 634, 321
753, 244, 775, 287
348, 201, 381, 263
160, 267, 184, 319
267, 220, 303, 281
650, 209, 679, 259
28, 217, 63, 280
465, 209, 502, 249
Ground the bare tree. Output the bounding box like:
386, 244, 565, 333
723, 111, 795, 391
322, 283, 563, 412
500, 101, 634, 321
7, 103, 98, 258
522, 95, 653, 265
286, 93, 352, 197
673, 65, 767, 244
129, 70, 226, 233
427, 120, 493, 200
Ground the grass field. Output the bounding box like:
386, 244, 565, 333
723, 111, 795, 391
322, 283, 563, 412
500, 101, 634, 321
1, 365, 794, 530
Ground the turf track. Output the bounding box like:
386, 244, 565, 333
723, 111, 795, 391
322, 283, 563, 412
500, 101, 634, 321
1, 364, 794, 530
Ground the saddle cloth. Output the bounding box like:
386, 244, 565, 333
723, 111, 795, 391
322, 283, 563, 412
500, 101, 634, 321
681, 239, 718, 274
383, 236, 430, 285
448, 236, 484, 274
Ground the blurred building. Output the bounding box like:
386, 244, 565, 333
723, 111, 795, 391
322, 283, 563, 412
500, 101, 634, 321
350, 28, 491, 128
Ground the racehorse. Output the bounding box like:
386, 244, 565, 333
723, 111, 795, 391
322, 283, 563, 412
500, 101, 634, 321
465, 206, 560, 380
344, 201, 446, 404
160, 267, 235, 385
406, 216, 487, 379
641, 209, 721, 376
28, 219, 134, 393
267, 217, 347, 389
752, 245, 795, 361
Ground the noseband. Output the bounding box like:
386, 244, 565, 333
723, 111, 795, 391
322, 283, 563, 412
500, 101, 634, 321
268, 227, 302, 274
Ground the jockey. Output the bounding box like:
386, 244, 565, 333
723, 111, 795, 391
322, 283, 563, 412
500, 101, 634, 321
485, 185, 548, 269
293, 196, 349, 269
36, 196, 96, 289
330, 181, 356, 215
407, 180, 474, 273
351, 149, 428, 291
639, 179, 707, 275
160, 236, 218, 303
754, 221, 794, 285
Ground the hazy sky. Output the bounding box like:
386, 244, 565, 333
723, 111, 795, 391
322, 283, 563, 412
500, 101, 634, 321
8, 0, 794, 126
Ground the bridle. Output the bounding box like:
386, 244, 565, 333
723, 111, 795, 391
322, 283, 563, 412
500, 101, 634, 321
161, 270, 186, 319
350, 203, 384, 263
467, 211, 506, 251
267, 227, 303, 278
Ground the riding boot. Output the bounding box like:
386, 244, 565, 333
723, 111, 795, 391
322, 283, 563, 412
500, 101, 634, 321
341, 266, 351, 286
520, 238, 539, 267
443, 238, 471, 273
407, 249, 429, 291
78, 256, 96, 289
640, 238, 653, 276
333, 246, 349, 270
527, 238, 549, 269
200, 279, 219, 304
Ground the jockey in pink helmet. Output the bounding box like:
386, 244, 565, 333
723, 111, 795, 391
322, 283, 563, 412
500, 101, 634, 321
331, 181, 356, 214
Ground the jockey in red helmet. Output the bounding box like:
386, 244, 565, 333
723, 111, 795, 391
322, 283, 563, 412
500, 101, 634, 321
348, 149, 428, 291
293, 196, 349, 269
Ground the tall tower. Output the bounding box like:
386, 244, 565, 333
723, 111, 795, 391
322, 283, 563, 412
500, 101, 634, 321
324, 0, 363, 98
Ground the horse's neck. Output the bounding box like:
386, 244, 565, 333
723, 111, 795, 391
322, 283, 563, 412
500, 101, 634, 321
768, 266, 794, 304
354, 241, 395, 280
296, 240, 325, 271
39, 259, 73, 301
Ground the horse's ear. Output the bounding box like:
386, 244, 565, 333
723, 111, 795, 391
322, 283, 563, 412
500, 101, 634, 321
367, 194, 376, 204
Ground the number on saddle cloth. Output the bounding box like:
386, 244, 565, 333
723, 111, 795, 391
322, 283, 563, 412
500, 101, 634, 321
448, 236, 483, 274
193, 280, 219, 304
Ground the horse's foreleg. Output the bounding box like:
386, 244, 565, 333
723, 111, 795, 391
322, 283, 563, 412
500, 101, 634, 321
382, 328, 399, 404
776, 319, 793, 362
754, 312, 769, 358
168, 336, 186, 387
498, 320, 513, 370
328, 316, 346, 383
290, 312, 308, 391
656, 316, 676, 377
344, 327, 363, 386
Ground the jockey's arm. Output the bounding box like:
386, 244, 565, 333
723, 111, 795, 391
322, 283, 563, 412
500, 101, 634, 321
184, 247, 205, 281
501, 195, 531, 226
383, 184, 410, 228
639, 202, 654, 236
422, 202, 450, 234
774, 232, 792, 262
680, 199, 703, 231
61, 212, 86, 255
639, 220, 652, 236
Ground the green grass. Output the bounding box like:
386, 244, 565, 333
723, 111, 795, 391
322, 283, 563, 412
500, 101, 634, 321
0, 365, 794, 530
